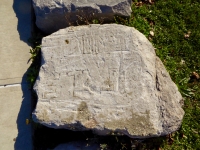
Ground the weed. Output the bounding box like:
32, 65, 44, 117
100, 143, 108, 150
27, 67, 39, 87
27, 45, 41, 87
28, 45, 41, 63
27, 33, 42, 88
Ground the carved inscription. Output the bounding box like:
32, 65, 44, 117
64, 29, 135, 56
40, 25, 151, 108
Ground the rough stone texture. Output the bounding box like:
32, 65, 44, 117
54, 141, 100, 150
32, 0, 132, 34
33, 24, 184, 138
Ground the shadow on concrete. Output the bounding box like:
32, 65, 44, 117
14, 74, 33, 150
13, 0, 32, 45
13, 0, 33, 148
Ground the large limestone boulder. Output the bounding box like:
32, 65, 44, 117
33, 24, 184, 138
32, 0, 132, 34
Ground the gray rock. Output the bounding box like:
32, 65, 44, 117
53, 141, 100, 150
32, 0, 132, 34
32, 24, 184, 138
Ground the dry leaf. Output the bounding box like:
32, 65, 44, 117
150, 31, 154, 36
150, 21, 154, 26
180, 59, 185, 65
182, 134, 188, 139
184, 34, 190, 38
169, 137, 174, 142
184, 31, 191, 38
26, 119, 30, 125
135, 1, 143, 7
192, 72, 199, 79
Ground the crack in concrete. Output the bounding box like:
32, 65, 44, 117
0, 83, 21, 88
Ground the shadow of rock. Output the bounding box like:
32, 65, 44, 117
13, 0, 32, 45
14, 73, 33, 150
13, 0, 33, 148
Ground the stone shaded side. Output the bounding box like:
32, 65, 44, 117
155, 57, 184, 135
32, 0, 132, 34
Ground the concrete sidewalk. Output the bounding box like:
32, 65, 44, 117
0, 0, 33, 149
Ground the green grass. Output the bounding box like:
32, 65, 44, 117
116, 0, 200, 149
29, 1, 200, 149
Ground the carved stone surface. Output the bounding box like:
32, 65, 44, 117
33, 24, 184, 138
32, 0, 132, 34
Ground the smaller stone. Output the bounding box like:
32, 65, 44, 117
32, 0, 132, 34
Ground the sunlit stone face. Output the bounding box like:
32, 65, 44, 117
32, 0, 132, 33
33, 24, 184, 138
